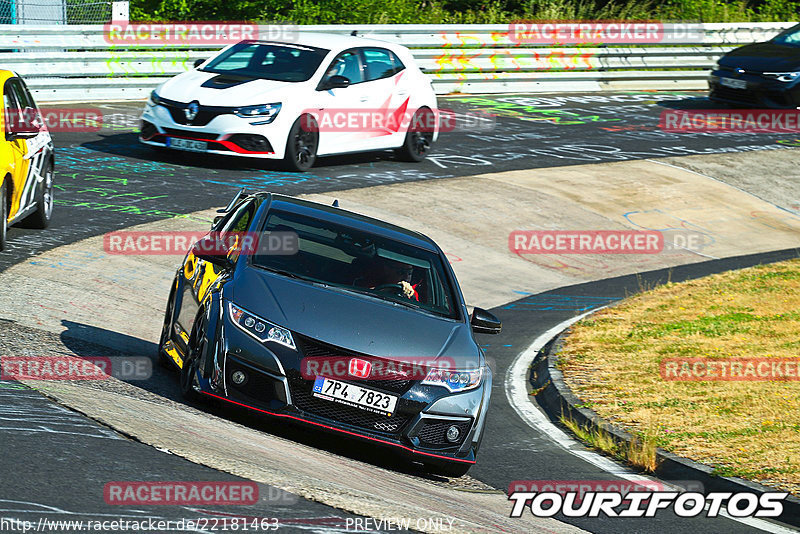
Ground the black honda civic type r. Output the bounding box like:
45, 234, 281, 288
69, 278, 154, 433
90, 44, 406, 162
158, 191, 501, 477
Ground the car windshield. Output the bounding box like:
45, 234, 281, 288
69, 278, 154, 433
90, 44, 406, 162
773, 25, 800, 47
200, 42, 328, 82
252, 209, 459, 319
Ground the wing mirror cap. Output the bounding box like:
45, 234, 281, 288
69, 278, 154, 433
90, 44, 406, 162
8, 107, 42, 139
470, 307, 502, 335
319, 75, 350, 90
191, 235, 233, 268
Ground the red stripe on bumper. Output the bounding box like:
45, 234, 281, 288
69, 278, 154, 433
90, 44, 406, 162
200, 391, 475, 464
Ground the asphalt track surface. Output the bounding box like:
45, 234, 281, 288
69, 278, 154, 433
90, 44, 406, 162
1, 91, 799, 533
0, 381, 398, 533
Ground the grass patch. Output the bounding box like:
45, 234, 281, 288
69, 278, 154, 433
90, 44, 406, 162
560, 413, 659, 472
559, 258, 800, 495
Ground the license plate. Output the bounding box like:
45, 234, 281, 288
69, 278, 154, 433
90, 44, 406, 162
720, 77, 747, 90
312, 376, 398, 416
166, 137, 207, 152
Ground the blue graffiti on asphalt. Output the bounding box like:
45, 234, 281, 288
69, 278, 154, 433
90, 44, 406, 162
204, 172, 333, 189
503, 293, 619, 312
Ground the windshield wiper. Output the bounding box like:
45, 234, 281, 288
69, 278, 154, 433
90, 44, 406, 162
257, 266, 314, 282
334, 286, 439, 314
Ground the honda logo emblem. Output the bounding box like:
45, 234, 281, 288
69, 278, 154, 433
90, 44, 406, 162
348, 358, 371, 378
185, 101, 200, 122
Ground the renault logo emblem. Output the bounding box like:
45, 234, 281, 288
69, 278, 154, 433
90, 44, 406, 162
185, 101, 200, 122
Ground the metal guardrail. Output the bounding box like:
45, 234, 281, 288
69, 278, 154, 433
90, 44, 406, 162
0, 22, 794, 101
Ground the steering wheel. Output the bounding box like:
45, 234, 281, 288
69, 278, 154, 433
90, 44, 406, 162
373, 283, 406, 296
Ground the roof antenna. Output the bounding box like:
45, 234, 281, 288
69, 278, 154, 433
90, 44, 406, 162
351, 30, 358, 36
332, 199, 340, 207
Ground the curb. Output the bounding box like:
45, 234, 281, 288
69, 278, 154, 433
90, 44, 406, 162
530, 329, 800, 528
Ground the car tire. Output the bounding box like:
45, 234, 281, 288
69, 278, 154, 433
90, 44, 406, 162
157, 282, 179, 370
423, 461, 472, 478
180, 311, 207, 401
0, 179, 7, 252
283, 115, 318, 172
20, 160, 54, 229
395, 107, 435, 162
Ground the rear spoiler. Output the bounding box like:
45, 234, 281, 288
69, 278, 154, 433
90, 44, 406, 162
218, 187, 247, 214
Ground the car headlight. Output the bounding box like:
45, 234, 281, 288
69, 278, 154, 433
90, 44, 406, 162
763, 71, 800, 82
422, 366, 483, 392
234, 103, 282, 123
228, 302, 296, 350
147, 90, 162, 106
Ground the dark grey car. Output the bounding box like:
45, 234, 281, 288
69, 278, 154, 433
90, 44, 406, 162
158, 191, 501, 477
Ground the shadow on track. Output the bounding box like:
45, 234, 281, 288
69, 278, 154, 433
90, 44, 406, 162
79, 133, 407, 172
58, 319, 451, 482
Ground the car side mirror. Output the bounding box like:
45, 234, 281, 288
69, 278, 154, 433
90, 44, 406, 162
8, 107, 41, 139
191, 235, 233, 269
319, 75, 350, 90
194, 58, 205, 68
470, 307, 502, 335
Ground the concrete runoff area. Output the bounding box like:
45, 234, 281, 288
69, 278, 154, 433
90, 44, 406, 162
1, 149, 799, 532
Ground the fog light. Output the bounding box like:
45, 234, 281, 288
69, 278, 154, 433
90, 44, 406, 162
446, 425, 461, 443
231, 370, 247, 385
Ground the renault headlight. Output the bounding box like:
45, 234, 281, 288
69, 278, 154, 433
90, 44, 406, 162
422, 366, 483, 392
763, 71, 800, 82
228, 302, 295, 350
234, 103, 282, 123
147, 90, 162, 106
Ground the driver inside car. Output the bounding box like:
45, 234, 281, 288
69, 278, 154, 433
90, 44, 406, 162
354, 257, 419, 301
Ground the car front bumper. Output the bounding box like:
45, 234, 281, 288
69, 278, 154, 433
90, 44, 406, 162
139, 101, 289, 159
202, 312, 491, 467
708, 70, 800, 109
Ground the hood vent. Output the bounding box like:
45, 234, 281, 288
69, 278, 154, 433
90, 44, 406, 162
201, 75, 255, 89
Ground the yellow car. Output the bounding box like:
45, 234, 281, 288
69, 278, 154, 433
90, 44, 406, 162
0, 70, 55, 251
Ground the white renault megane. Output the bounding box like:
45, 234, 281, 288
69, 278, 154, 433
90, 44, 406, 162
139, 33, 439, 171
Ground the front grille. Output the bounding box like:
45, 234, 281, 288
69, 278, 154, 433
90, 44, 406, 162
287, 371, 420, 434
417, 419, 471, 448
295, 335, 416, 395
719, 66, 760, 76
158, 98, 235, 126
711, 85, 757, 104
162, 128, 219, 140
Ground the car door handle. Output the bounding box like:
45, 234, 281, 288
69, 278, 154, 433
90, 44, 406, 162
359, 96, 369, 102
397, 91, 408, 96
